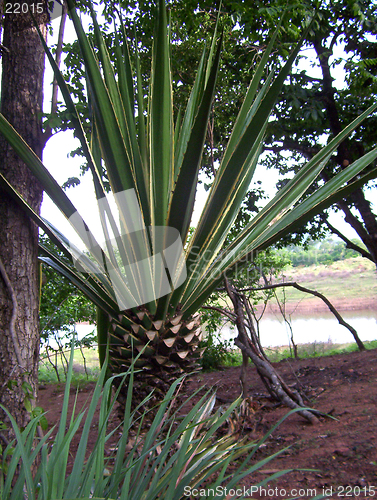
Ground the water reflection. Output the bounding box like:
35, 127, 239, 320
218, 310, 377, 348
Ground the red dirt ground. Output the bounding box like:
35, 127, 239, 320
38, 348, 377, 499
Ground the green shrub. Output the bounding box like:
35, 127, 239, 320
199, 332, 236, 371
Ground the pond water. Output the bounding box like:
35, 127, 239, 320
216, 309, 377, 348
43, 310, 377, 351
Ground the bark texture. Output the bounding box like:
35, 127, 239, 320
0, 1, 47, 432
224, 278, 319, 424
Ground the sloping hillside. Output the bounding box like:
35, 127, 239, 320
257, 257, 377, 314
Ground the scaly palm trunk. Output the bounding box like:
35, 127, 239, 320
105, 307, 202, 413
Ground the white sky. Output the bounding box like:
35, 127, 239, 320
41, 13, 376, 246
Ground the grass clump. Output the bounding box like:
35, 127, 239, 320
265, 339, 377, 362
38, 363, 100, 387
39, 346, 100, 386
200, 338, 377, 369
1, 347, 317, 500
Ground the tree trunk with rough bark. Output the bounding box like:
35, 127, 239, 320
0, 1, 47, 435
223, 278, 319, 424
313, 38, 377, 266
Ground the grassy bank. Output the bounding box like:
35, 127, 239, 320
39, 347, 100, 385
258, 256, 377, 312
220, 339, 377, 368
264, 338, 377, 362
38, 339, 377, 380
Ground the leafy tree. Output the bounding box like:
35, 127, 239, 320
40, 261, 96, 380
199, 247, 290, 370
58, 0, 377, 265
279, 237, 366, 267
261, 0, 377, 261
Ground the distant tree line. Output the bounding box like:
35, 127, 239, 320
278, 237, 366, 267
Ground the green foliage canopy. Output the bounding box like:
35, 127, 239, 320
39, 235, 95, 345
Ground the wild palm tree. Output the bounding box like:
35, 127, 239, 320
1, 0, 376, 409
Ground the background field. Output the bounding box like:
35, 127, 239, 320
259, 256, 377, 312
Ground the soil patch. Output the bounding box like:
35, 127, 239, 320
38, 348, 377, 498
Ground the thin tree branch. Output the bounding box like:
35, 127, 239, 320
329, 30, 342, 53
335, 197, 371, 241
234, 338, 319, 423
324, 218, 374, 262
263, 140, 321, 160
272, 287, 298, 358
201, 305, 251, 336
224, 278, 319, 423
43, 0, 68, 143
239, 293, 264, 355
241, 281, 365, 351
201, 305, 236, 322
40, 291, 75, 336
